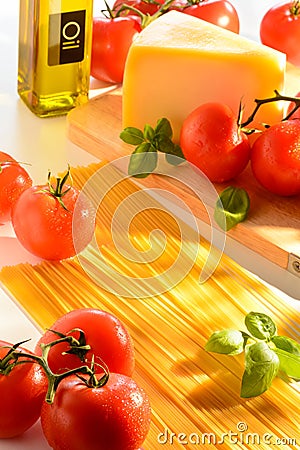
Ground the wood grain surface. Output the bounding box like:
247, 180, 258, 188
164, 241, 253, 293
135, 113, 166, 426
67, 64, 300, 272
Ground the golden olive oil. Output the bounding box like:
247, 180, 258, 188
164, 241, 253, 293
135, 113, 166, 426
18, 0, 93, 117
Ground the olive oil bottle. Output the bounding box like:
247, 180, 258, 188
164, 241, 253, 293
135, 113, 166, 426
18, 0, 93, 117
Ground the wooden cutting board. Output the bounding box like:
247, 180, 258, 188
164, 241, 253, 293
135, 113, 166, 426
67, 64, 300, 286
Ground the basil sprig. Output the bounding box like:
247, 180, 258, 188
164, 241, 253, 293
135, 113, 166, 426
205, 311, 300, 397
214, 186, 250, 231
120, 118, 185, 178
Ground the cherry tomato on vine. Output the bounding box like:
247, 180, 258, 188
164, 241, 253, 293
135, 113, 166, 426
0, 151, 32, 223
260, 1, 300, 67
183, 0, 240, 33
11, 168, 95, 260
180, 103, 251, 183
35, 308, 135, 377
91, 15, 142, 84
41, 372, 151, 450
251, 120, 300, 196
0, 340, 47, 438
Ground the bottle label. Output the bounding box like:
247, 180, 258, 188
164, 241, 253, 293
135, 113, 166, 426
48, 10, 86, 66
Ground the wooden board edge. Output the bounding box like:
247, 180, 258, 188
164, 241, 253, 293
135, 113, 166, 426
66, 116, 291, 270
66, 87, 300, 273
134, 173, 290, 269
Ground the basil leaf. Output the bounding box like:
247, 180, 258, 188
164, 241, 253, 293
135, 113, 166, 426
120, 127, 145, 145
245, 311, 277, 341
174, 144, 185, 159
273, 347, 300, 380
128, 144, 158, 178
155, 135, 176, 154
241, 342, 279, 398
163, 141, 185, 158
144, 124, 155, 141
205, 329, 244, 355
166, 150, 185, 166
214, 186, 250, 231
159, 138, 186, 165
155, 118, 173, 138
121, 117, 183, 178
272, 335, 300, 355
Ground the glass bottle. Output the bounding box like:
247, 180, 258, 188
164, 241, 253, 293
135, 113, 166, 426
18, 0, 93, 117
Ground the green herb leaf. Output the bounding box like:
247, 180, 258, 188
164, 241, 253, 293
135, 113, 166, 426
206, 312, 300, 398
245, 312, 277, 341
214, 186, 250, 231
120, 117, 184, 178
173, 143, 185, 158
241, 342, 279, 398
205, 329, 244, 355
155, 117, 173, 138
155, 134, 185, 164
165, 150, 185, 166
120, 127, 145, 145
273, 347, 300, 380
272, 335, 300, 355
128, 144, 158, 178
144, 124, 155, 141
155, 135, 176, 154
272, 335, 300, 380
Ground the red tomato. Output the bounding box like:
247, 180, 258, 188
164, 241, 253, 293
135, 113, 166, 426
180, 103, 251, 183
0, 340, 47, 438
168, 0, 188, 11
260, 1, 300, 67
11, 171, 95, 260
35, 308, 135, 377
113, 0, 164, 16
251, 120, 300, 196
41, 372, 151, 450
91, 16, 141, 84
0, 151, 32, 223
183, 0, 240, 33
287, 91, 300, 119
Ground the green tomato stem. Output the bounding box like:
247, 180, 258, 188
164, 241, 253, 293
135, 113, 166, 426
48, 328, 91, 361
38, 166, 72, 211
0, 333, 109, 404
290, 0, 300, 16
101, 0, 116, 19
0, 339, 32, 374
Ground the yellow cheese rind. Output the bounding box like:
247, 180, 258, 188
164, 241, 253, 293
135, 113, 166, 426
123, 11, 286, 142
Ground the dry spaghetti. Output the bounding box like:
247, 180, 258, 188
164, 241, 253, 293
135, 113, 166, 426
0, 161, 299, 450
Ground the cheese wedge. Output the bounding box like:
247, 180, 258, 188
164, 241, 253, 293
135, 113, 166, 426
122, 11, 286, 142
